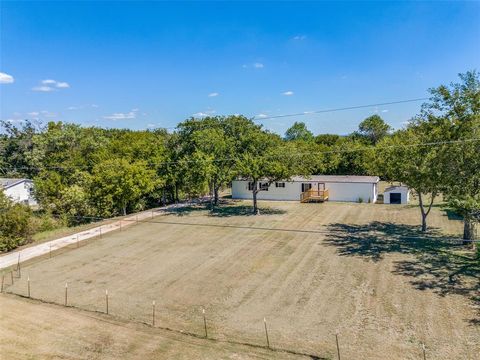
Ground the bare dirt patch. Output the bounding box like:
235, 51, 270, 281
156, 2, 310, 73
4, 201, 479, 359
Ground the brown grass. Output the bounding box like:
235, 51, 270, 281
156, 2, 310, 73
2, 200, 479, 359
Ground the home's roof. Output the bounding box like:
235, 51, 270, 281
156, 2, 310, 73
236, 175, 380, 184
290, 175, 380, 184
0, 178, 31, 189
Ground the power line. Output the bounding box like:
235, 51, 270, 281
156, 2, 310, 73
253, 97, 429, 120
1, 137, 478, 172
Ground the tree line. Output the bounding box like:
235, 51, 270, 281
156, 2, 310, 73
0, 71, 478, 251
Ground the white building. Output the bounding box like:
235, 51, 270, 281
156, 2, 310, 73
383, 185, 410, 204
1, 178, 37, 206
232, 175, 380, 203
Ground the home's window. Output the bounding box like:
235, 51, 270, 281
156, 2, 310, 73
275, 182, 285, 188
248, 182, 255, 191
259, 182, 269, 191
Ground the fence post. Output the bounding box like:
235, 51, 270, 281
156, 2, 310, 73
10, 270, 13, 285
49, 244, 52, 258
152, 300, 156, 326
422, 343, 426, 360
99, 226, 102, 239
1, 275, 4, 292
27, 276, 31, 298
17, 253, 21, 278
263, 317, 270, 348
335, 333, 341, 360
65, 283, 68, 306
203, 308, 208, 338
151, 210, 154, 219
105, 289, 109, 314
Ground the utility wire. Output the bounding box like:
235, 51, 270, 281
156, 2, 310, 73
1, 137, 479, 172
252, 97, 429, 120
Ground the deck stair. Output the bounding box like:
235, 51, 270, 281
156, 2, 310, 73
300, 189, 329, 203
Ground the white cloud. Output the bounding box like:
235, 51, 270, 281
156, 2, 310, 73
208, 92, 219, 97
303, 111, 314, 114
0, 72, 14, 84
193, 112, 208, 117
381, 109, 389, 113
253, 62, 264, 68
282, 91, 294, 96
91, 104, 99, 108
32, 86, 55, 92
28, 111, 40, 116
256, 114, 268, 118
103, 111, 136, 120
67, 106, 78, 110
33, 79, 69, 91
293, 35, 307, 40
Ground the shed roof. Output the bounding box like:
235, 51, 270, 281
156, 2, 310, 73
384, 185, 409, 192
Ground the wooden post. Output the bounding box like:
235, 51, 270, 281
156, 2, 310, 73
151, 210, 154, 219
335, 333, 341, 360
49, 244, 52, 258
105, 289, 109, 314
65, 283, 68, 306
152, 300, 156, 326
27, 276, 30, 298
422, 343, 426, 360
203, 308, 208, 338
263, 317, 270, 348
1, 275, 4, 292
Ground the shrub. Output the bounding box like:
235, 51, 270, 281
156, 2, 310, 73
0, 194, 34, 252
358, 197, 364, 203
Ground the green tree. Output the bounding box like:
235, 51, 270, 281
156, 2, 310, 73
90, 159, 157, 216
284, 122, 314, 142
375, 124, 442, 232
357, 115, 392, 144
237, 130, 299, 214
0, 192, 33, 251
419, 71, 480, 243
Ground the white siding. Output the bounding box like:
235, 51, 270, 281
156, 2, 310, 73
3, 181, 37, 206
232, 180, 377, 203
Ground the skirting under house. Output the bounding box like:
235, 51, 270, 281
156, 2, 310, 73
232, 175, 380, 203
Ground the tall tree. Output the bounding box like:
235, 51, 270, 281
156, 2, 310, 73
375, 123, 442, 232
357, 115, 392, 144
284, 122, 314, 142
419, 71, 480, 243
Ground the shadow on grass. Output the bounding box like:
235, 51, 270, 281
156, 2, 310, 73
164, 201, 286, 218
325, 221, 480, 325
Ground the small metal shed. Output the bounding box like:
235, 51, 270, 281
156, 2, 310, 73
384, 185, 409, 204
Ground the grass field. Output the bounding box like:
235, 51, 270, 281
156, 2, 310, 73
2, 200, 479, 359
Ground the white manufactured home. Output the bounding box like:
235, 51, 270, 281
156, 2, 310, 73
1, 178, 37, 206
232, 175, 380, 203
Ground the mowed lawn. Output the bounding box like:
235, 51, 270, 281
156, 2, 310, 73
3, 200, 479, 359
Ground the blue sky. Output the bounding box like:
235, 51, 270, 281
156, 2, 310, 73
1, 1, 479, 135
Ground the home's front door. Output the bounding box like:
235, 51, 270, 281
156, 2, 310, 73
318, 183, 325, 191
301, 183, 312, 192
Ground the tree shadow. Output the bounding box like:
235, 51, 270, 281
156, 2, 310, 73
325, 222, 480, 325
164, 201, 286, 218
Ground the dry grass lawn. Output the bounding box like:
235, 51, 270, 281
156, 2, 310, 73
2, 200, 479, 359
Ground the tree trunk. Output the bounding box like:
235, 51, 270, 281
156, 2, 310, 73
122, 203, 127, 216
214, 186, 219, 206
252, 180, 260, 215
417, 192, 435, 232
175, 184, 179, 204
463, 217, 476, 248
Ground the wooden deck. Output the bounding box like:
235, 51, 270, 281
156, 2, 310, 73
300, 189, 329, 203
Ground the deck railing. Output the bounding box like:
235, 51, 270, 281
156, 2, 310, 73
300, 189, 329, 202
